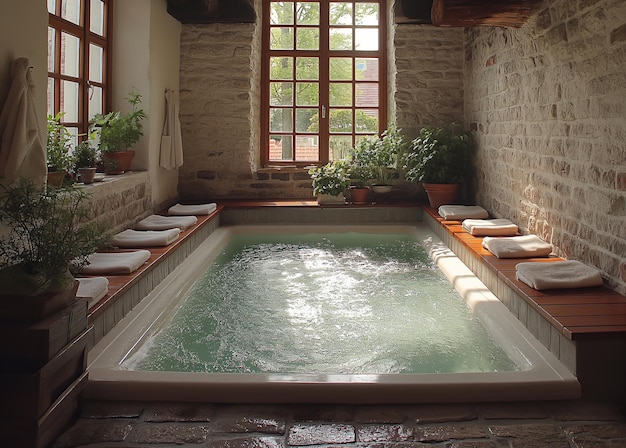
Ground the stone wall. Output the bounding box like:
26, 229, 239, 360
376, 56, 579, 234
465, 0, 626, 294
177, 3, 465, 201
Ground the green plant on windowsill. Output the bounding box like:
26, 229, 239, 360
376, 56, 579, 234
350, 126, 406, 187
308, 160, 350, 198
46, 112, 76, 185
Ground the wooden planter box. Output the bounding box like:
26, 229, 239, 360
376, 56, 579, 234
0, 327, 91, 419
0, 299, 88, 371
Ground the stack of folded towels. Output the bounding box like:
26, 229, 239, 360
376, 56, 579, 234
461, 218, 519, 236
516, 260, 604, 290
438, 205, 489, 220
168, 203, 217, 216
135, 214, 198, 231
482, 235, 552, 259
77, 249, 152, 275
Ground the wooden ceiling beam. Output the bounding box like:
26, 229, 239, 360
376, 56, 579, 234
431, 0, 543, 27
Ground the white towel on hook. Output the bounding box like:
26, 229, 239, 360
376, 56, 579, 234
438, 205, 489, 220
462, 218, 519, 236
159, 89, 184, 170
482, 235, 553, 258
0, 58, 47, 188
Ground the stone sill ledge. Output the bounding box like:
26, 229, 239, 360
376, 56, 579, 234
76, 171, 149, 199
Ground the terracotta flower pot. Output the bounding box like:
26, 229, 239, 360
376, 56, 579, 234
102, 150, 135, 174
46, 170, 65, 187
349, 186, 370, 204
422, 183, 462, 208
78, 167, 97, 184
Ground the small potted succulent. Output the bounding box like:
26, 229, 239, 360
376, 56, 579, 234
401, 123, 473, 207
91, 91, 145, 174
308, 160, 350, 204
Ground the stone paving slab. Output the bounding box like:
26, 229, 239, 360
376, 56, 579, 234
52, 400, 626, 448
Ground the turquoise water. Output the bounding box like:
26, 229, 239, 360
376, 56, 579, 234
127, 232, 518, 374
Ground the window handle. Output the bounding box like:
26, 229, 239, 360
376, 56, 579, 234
321, 105, 326, 119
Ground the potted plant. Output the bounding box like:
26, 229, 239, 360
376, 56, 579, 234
308, 160, 350, 204
73, 136, 99, 184
91, 91, 145, 174
401, 123, 472, 207
346, 160, 372, 204
46, 113, 76, 186
0, 178, 109, 320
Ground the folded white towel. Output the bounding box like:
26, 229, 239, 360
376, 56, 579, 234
438, 205, 489, 220
135, 214, 198, 231
482, 235, 553, 259
79, 250, 151, 275
76, 277, 109, 307
462, 218, 519, 236
168, 203, 217, 216
111, 228, 181, 248
516, 260, 604, 290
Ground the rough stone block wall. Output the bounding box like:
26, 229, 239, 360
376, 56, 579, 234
177, 3, 466, 201
465, 0, 626, 294
394, 24, 465, 140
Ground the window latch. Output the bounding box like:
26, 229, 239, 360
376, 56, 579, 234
321, 105, 326, 119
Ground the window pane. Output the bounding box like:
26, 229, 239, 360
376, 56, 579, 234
89, 44, 103, 82
47, 78, 55, 116
270, 82, 293, 106
48, 0, 56, 14
355, 3, 378, 25
329, 135, 352, 160
48, 27, 56, 72
269, 135, 293, 160
61, 80, 79, 122
296, 28, 319, 50
270, 2, 294, 25
296, 2, 319, 25
89, 85, 103, 118
329, 83, 352, 106
355, 58, 378, 80
62, 0, 81, 25
295, 135, 318, 161
90, 0, 105, 35
329, 57, 352, 81
295, 57, 318, 80
270, 57, 293, 80
355, 109, 378, 133
330, 2, 353, 25
296, 83, 318, 106
355, 28, 378, 51
270, 27, 294, 50
329, 109, 353, 133
355, 83, 378, 107
270, 108, 293, 132
61, 32, 80, 77
329, 28, 352, 50
296, 108, 317, 132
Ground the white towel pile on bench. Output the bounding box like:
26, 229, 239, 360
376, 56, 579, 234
482, 235, 553, 259
111, 228, 181, 248
78, 250, 152, 275
438, 205, 489, 220
135, 214, 198, 231
168, 203, 217, 216
516, 260, 604, 290
462, 218, 519, 236
76, 277, 109, 307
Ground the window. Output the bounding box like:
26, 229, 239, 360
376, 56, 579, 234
262, 1, 387, 166
47, 0, 111, 140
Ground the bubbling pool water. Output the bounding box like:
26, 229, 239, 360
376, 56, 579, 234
125, 232, 518, 375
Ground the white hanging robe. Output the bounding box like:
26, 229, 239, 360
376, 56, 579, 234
159, 89, 184, 170
0, 58, 47, 188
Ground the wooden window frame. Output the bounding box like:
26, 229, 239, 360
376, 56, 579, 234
261, 0, 387, 168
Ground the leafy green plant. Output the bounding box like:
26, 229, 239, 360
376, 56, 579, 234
0, 178, 109, 295
91, 91, 145, 153
308, 160, 350, 197
74, 136, 99, 169
401, 123, 472, 184
46, 112, 76, 173
350, 126, 406, 185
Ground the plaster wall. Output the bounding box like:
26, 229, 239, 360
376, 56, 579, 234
465, 0, 626, 293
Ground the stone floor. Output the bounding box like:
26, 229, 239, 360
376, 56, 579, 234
53, 399, 626, 447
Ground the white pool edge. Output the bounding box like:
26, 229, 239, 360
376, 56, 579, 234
86, 224, 581, 403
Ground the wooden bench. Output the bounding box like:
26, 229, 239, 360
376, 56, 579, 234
422, 206, 626, 400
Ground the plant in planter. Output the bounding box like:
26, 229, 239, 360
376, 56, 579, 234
308, 160, 350, 204
346, 159, 373, 204
401, 123, 472, 207
73, 136, 99, 184
0, 178, 109, 320
46, 113, 76, 186
91, 91, 145, 174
